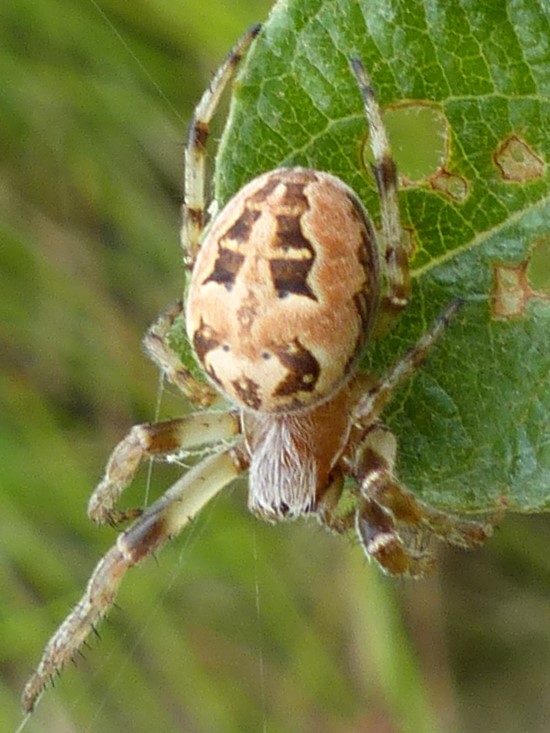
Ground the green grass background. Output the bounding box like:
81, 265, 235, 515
1, 1, 550, 732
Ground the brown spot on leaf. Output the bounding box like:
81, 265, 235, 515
491, 236, 550, 319
492, 264, 529, 318
429, 170, 469, 202
494, 135, 545, 182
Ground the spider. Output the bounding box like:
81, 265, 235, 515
22, 24, 500, 712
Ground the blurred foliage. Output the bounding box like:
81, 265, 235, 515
1, 2, 549, 733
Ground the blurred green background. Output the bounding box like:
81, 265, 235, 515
1, 1, 550, 732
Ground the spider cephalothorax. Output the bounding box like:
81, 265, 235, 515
23, 26, 500, 713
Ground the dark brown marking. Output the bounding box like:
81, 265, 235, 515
273, 339, 320, 397
122, 509, 169, 564
359, 220, 376, 262
248, 175, 284, 203
348, 197, 377, 285
247, 173, 313, 218
273, 214, 313, 251
274, 180, 311, 211
356, 498, 415, 575
269, 210, 317, 298
186, 206, 204, 227
372, 155, 398, 195
358, 446, 388, 483
232, 376, 262, 410
349, 203, 379, 336
222, 207, 261, 243
248, 23, 262, 40
346, 191, 369, 226
187, 118, 209, 153
359, 497, 394, 536
193, 319, 221, 364
270, 258, 317, 300
206, 365, 222, 387
203, 247, 246, 290
353, 290, 372, 334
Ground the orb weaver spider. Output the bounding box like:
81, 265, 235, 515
23, 24, 499, 712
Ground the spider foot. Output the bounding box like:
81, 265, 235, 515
87, 413, 239, 526
412, 493, 506, 549
88, 475, 144, 525
103, 507, 143, 527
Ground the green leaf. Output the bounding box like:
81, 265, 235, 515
215, 0, 550, 513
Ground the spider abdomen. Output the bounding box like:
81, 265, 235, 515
186, 167, 380, 413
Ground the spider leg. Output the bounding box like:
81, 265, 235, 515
22, 448, 245, 714
353, 298, 464, 425
144, 300, 218, 407
350, 59, 410, 330
88, 409, 240, 524
353, 424, 499, 578
315, 472, 356, 534
315, 458, 435, 577
356, 495, 436, 577
183, 24, 261, 268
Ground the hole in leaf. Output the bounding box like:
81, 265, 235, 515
491, 236, 550, 319
362, 103, 448, 183
526, 235, 550, 295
